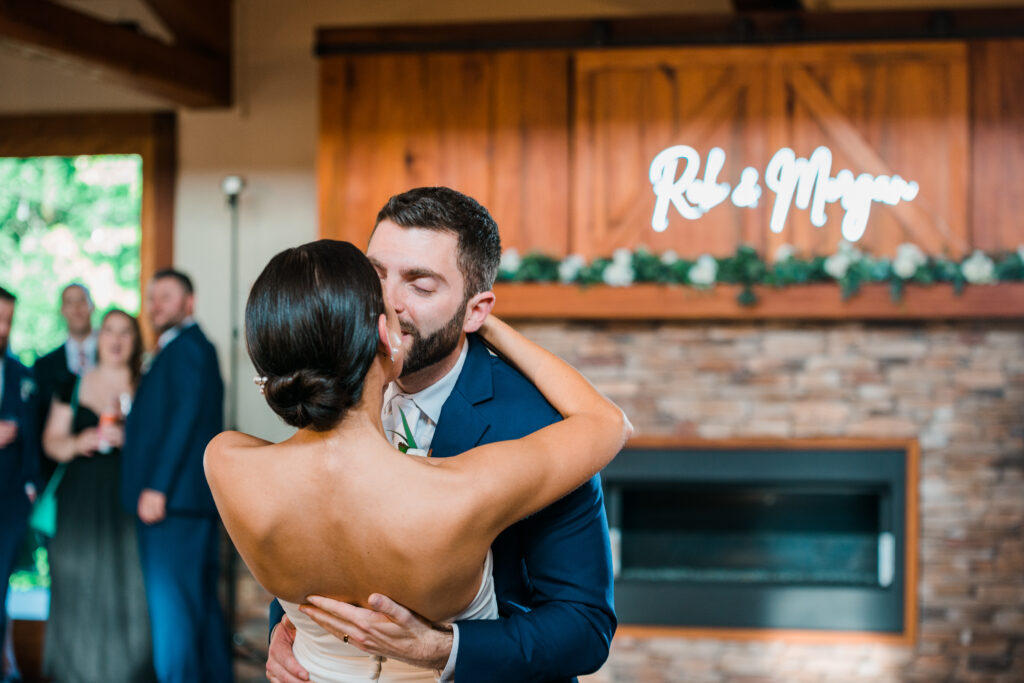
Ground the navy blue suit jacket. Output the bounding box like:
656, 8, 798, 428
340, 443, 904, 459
0, 353, 40, 525
270, 334, 616, 682
122, 324, 223, 516
433, 335, 615, 682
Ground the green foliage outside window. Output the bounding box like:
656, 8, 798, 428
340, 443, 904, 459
0, 154, 142, 365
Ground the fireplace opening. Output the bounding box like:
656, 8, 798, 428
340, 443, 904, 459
619, 485, 892, 587
603, 442, 913, 634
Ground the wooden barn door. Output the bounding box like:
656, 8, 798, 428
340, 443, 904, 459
572, 43, 968, 258
319, 50, 570, 252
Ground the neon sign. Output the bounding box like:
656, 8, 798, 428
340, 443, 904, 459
649, 145, 919, 242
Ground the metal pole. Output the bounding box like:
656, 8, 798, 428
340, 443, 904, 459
221, 175, 245, 651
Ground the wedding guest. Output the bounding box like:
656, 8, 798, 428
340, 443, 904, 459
42, 308, 155, 683
122, 269, 232, 683
35, 283, 96, 483
0, 286, 39, 683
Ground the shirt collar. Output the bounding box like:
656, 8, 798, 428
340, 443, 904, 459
156, 316, 195, 350
386, 339, 469, 425
66, 332, 97, 356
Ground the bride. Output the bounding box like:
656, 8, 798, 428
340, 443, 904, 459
204, 239, 630, 682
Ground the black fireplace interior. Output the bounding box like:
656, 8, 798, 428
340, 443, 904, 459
602, 446, 908, 632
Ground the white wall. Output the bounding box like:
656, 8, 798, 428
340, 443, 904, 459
0, 0, 727, 440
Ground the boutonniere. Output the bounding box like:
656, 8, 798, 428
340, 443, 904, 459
396, 408, 430, 458
20, 378, 36, 402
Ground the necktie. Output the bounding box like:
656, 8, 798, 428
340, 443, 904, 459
77, 347, 88, 375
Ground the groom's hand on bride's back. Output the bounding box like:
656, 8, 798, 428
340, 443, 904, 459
266, 614, 310, 683
299, 593, 454, 671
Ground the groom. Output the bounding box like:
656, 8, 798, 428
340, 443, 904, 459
266, 187, 616, 682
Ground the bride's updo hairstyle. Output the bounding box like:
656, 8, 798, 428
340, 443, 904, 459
245, 240, 385, 431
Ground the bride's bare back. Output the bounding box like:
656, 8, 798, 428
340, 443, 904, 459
206, 429, 492, 621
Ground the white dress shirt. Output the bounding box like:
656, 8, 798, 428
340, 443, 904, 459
64, 332, 98, 376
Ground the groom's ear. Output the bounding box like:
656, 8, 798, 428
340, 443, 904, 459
462, 290, 495, 333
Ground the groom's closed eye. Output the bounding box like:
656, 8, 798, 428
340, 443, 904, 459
410, 278, 437, 295
400, 268, 446, 293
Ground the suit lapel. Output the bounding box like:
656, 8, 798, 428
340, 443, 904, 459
430, 336, 493, 459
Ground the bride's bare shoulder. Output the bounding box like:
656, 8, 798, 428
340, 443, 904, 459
205, 431, 272, 468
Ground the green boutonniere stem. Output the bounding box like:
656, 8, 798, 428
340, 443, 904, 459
398, 407, 417, 454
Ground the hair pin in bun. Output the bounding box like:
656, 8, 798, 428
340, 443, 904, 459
254, 375, 268, 395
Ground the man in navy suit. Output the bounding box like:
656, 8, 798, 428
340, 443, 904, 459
267, 188, 616, 682
122, 269, 233, 683
0, 286, 39, 683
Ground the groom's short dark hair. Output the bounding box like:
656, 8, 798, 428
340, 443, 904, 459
373, 187, 501, 298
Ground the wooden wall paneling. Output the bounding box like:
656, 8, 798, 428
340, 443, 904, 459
767, 44, 969, 258
490, 51, 571, 255
319, 51, 570, 251
763, 52, 791, 262
573, 48, 769, 259
969, 39, 1024, 252
319, 55, 374, 245
139, 112, 177, 296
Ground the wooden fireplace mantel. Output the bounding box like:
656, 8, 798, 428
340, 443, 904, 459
492, 282, 1024, 321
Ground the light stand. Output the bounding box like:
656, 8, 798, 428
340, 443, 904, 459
221, 174, 245, 652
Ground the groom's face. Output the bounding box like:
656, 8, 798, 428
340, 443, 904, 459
367, 220, 467, 376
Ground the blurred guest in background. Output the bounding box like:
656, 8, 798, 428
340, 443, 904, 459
0, 285, 39, 683
35, 283, 96, 483
42, 308, 155, 683
122, 269, 233, 683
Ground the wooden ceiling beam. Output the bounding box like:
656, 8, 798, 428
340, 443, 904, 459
140, 0, 230, 57
0, 0, 230, 108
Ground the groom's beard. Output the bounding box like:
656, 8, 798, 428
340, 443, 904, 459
400, 306, 464, 377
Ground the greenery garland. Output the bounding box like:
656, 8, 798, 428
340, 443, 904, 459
495, 243, 1024, 307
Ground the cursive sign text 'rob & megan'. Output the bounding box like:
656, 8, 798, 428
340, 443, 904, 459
649, 145, 919, 242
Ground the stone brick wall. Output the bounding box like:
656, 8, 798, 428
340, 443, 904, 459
232, 321, 1024, 683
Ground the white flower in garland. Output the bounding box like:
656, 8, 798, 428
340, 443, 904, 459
499, 248, 521, 276
688, 254, 718, 287
961, 249, 996, 284
824, 240, 863, 279
612, 248, 632, 266
892, 243, 927, 279
660, 249, 679, 265
837, 239, 863, 259
602, 260, 634, 287
558, 254, 586, 283
773, 243, 796, 263
824, 252, 852, 279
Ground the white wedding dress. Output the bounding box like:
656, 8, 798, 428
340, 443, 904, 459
278, 550, 498, 682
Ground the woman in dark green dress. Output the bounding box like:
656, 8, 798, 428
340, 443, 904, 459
41, 309, 156, 683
